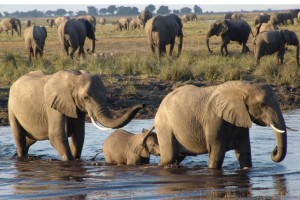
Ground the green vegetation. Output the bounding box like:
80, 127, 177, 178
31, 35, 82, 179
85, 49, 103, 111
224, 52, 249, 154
0, 14, 300, 88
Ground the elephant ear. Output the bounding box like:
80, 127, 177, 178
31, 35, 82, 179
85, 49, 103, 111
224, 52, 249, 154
210, 84, 252, 128
132, 127, 154, 155
44, 71, 78, 118
216, 21, 228, 36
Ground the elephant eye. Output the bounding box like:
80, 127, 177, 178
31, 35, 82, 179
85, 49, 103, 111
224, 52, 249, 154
83, 96, 90, 101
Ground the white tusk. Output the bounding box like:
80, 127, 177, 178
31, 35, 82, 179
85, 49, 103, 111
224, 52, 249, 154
270, 124, 285, 133
91, 117, 112, 131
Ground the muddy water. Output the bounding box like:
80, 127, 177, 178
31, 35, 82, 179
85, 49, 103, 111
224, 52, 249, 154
1, 110, 300, 199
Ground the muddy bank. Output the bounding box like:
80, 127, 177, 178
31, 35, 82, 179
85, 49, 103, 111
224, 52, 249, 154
1, 77, 300, 126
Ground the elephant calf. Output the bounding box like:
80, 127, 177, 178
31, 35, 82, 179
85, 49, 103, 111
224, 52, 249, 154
24, 25, 47, 62
103, 128, 160, 165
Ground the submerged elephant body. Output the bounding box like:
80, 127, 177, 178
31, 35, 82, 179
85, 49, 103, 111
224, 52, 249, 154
8, 70, 144, 161
103, 129, 160, 165
154, 81, 287, 169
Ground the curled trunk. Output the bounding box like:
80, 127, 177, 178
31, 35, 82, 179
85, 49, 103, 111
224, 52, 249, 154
270, 122, 287, 163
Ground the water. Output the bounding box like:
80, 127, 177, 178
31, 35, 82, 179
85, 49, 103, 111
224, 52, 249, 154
1, 110, 300, 199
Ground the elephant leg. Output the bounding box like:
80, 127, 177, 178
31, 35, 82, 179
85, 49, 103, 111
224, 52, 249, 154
78, 46, 85, 58
63, 44, 69, 56
28, 47, 33, 62
9, 111, 27, 157
208, 144, 226, 169
67, 116, 85, 159
150, 44, 155, 54
159, 45, 166, 58
48, 111, 73, 161
169, 40, 175, 56
25, 137, 36, 155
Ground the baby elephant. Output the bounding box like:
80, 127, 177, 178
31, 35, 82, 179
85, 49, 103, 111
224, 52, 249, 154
103, 128, 160, 165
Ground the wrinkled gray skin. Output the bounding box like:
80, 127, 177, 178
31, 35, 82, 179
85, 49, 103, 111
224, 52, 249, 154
47, 18, 55, 28
0, 18, 19, 36
206, 19, 252, 56
130, 18, 142, 30
99, 18, 106, 25
25, 20, 31, 28
103, 129, 160, 165
140, 10, 153, 28
154, 81, 287, 169
253, 29, 299, 65
254, 22, 278, 36
54, 16, 70, 28
77, 15, 97, 32
145, 14, 183, 57
254, 13, 270, 26
224, 12, 233, 19
58, 18, 96, 58
270, 12, 294, 25
119, 17, 131, 30
24, 26, 47, 62
8, 70, 144, 161
231, 13, 243, 20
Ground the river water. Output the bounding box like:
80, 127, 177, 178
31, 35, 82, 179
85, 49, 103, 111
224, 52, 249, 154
1, 110, 300, 199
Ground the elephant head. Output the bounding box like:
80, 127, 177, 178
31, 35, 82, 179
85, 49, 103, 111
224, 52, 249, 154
77, 18, 96, 54
44, 70, 143, 129
210, 81, 287, 163
206, 20, 228, 53
281, 29, 299, 65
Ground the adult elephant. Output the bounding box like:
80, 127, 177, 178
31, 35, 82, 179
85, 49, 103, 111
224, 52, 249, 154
130, 18, 142, 30
25, 20, 31, 27
12, 18, 22, 36
224, 12, 233, 19
58, 18, 96, 58
24, 25, 47, 61
119, 17, 131, 30
77, 15, 97, 32
8, 70, 144, 161
47, 18, 55, 28
270, 12, 294, 25
253, 29, 299, 65
289, 9, 300, 24
231, 13, 243, 20
145, 14, 183, 57
99, 17, 106, 25
0, 18, 19, 36
153, 81, 287, 169
54, 16, 70, 28
254, 13, 270, 26
140, 10, 153, 28
254, 22, 278, 36
206, 19, 252, 56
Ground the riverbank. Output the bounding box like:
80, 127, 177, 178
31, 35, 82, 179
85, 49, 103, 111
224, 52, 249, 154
1, 76, 300, 126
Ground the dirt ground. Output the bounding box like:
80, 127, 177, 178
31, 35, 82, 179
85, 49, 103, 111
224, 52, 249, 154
1, 77, 300, 126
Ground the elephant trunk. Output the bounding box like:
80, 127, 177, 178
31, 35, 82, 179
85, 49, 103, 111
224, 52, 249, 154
94, 103, 144, 129
296, 45, 299, 65
270, 120, 287, 163
206, 33, 213, 53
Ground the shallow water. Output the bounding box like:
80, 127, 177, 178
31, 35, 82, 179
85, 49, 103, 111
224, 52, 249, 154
1, 110, 300, 199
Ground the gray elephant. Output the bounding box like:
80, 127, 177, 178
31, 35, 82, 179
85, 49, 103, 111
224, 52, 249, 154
224, 12, 233, 19
253, 29, 299, 65
153, 81, 287, 169
130, 18, 142, 30
119, 17, 131, 30
254, 22, 278, 36
8, 70, 144, 161
181, 13, 197, 23
0, 18, 19, 36
77, 15, 97, 32
270, 12, 294, 25
289, 9, 300, 24
140, 10, 153, 28
25, 20, 31, 28
103, 128, 160, 165
206, 19, 253, 56
145, 14, 183, 57
114, 21, 123, 31
12, 18, 22, 36
58, 18, 96, 58
254, 13, 270, 26
99, 18, 106, 25
231, 13, 243, 20
54, 16, 70, 28
24, 25, 47, 62
47, 18, 55, 28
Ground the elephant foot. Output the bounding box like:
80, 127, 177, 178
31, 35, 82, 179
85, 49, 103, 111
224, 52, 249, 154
158, 161, 180, 168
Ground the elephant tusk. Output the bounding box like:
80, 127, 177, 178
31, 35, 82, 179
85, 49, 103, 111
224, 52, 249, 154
91, 117, 112, 131
270, 124, 285, 133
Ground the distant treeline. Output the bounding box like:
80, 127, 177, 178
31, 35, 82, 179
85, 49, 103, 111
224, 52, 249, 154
0, 4, 282, 18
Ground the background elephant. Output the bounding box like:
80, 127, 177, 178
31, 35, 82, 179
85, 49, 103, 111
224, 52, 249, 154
130, 18, 142, 30
145, 14, 183, 57
231, 13, 243, 20
153, 81, 287, 169
0, 18, 19, 36
24, 25, 47, 62
114, 21, 123, 31
289, 9, 300, 24
270, 12, 294, 25
54, 16, 70, 28
77, 15, 97, 32
224, 12, 233, 19
47, 18, 55, 28
119, 17, 131, 30
298, 12, 300, 25
181, 13, 197, 23
206, 19, 252, 56
140, 10, 153, 28
99, 17, 106, 25
254, 22, 278, 36
12, 18, 22, 35
8, 70, 144, 161
25, 20, 31, 28
253, 29, 299, 65
254, 13, 270, 26
103, 128, 160, 165
58, 18, 96, 58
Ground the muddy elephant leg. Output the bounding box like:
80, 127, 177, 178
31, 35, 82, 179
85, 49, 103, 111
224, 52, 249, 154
48, 111, 73, 161
9, 112, 27, 157
67, 116, 85, 159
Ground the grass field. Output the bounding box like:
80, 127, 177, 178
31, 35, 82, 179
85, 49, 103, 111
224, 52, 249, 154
1, 13, 300, 88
